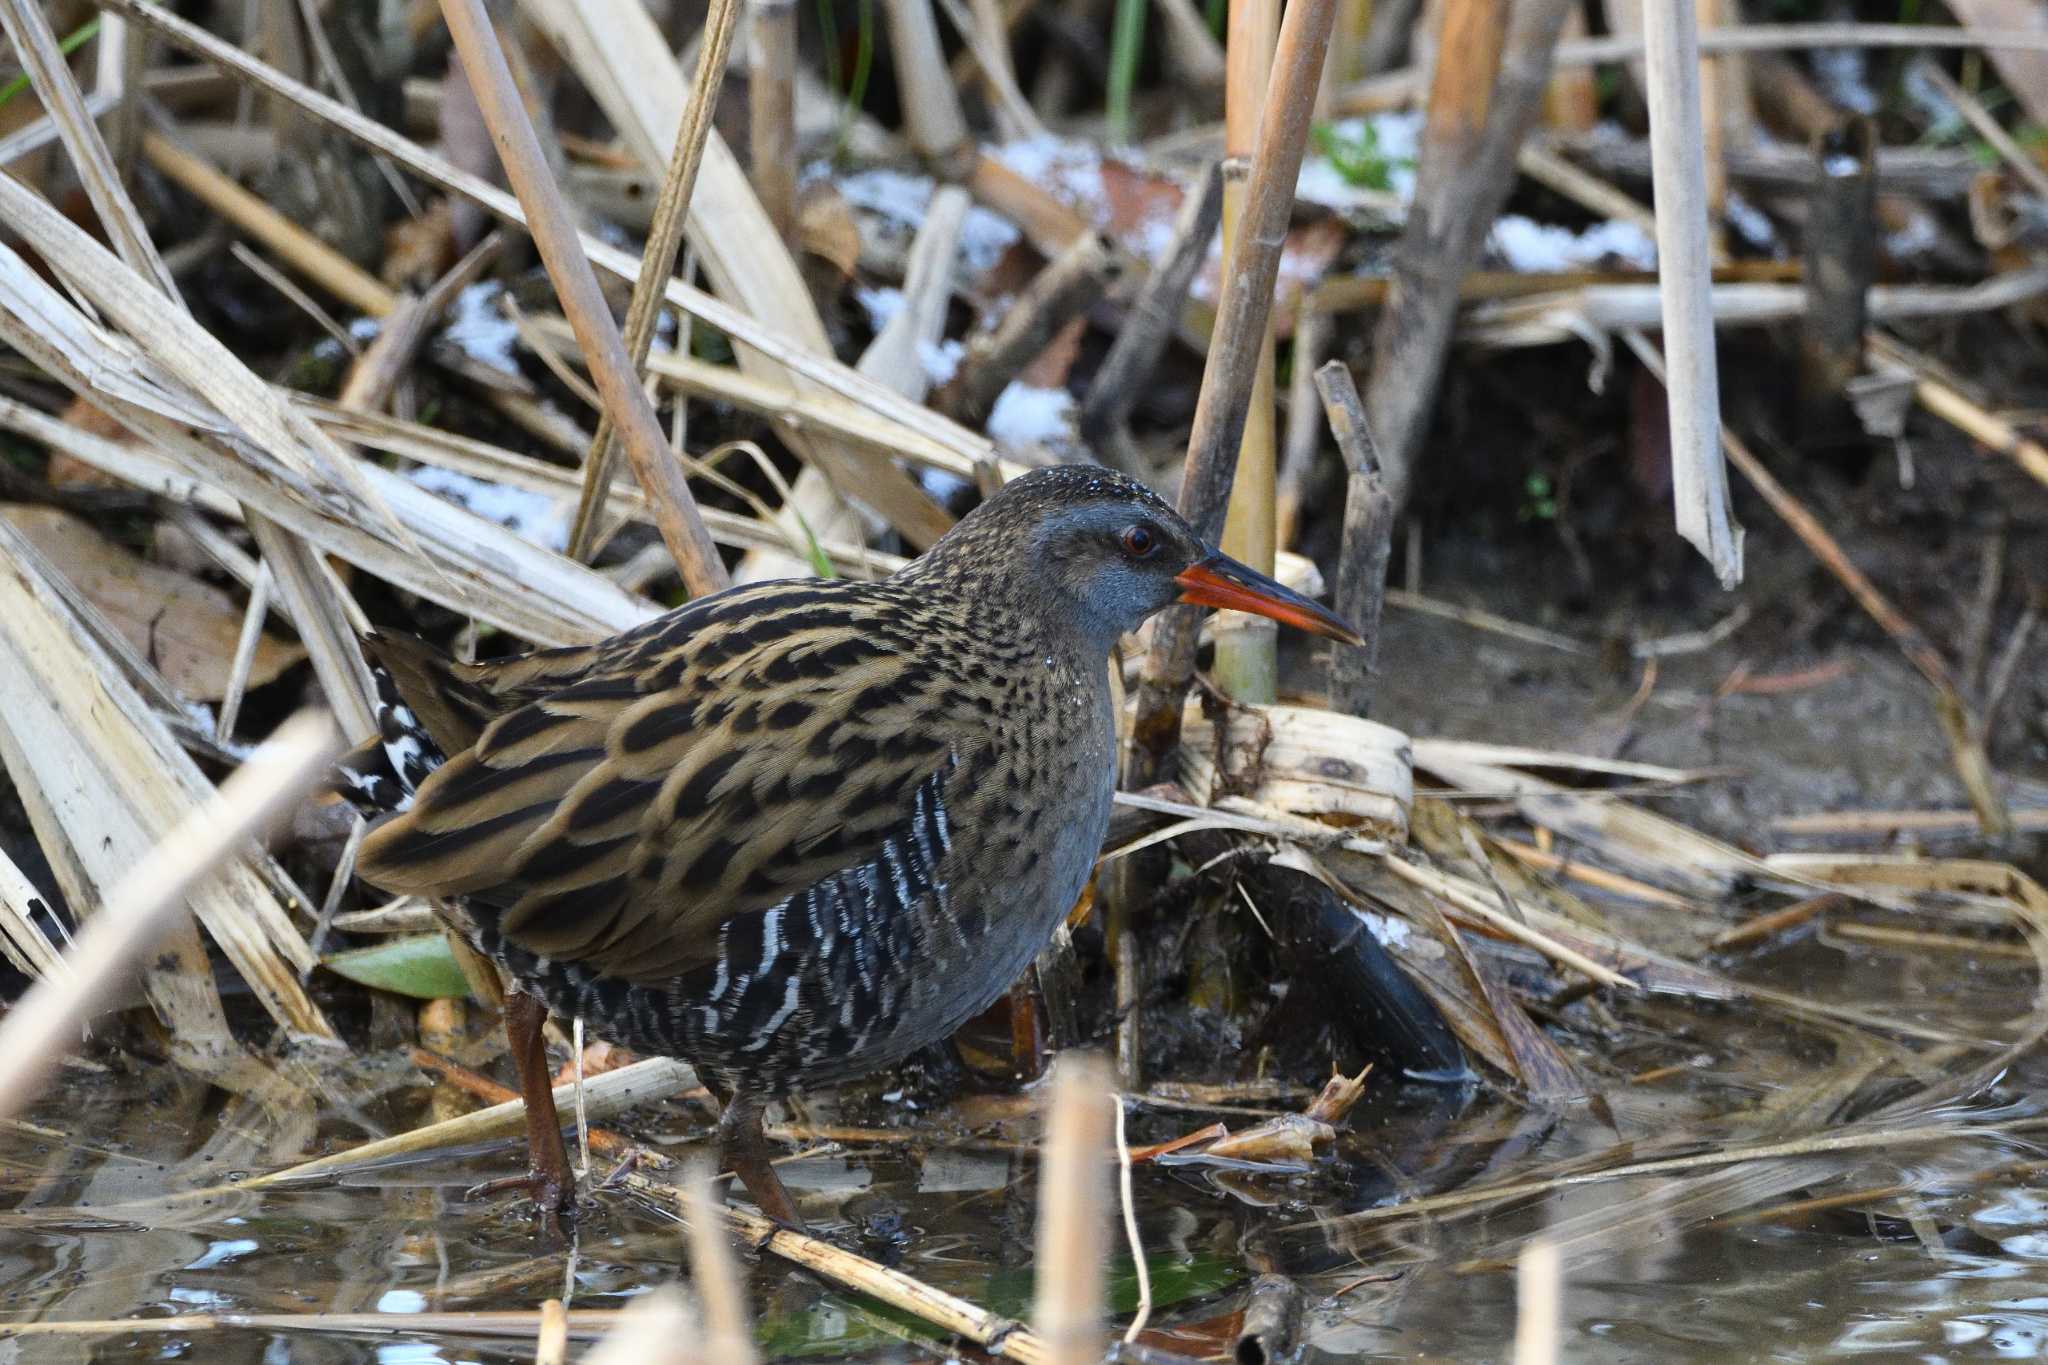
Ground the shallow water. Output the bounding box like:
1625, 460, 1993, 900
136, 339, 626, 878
4, 919, 2048, 1364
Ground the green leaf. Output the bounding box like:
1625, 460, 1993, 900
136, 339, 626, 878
0, 19, 100, 110
323, 933, 473, 1000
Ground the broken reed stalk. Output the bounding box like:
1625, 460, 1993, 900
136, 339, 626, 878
1213, 0, 1282, 706
620, 1170, 1053, 1364
0, 711, 337, 1125
748, 0, 799, 244
1797, 117, 1876, 433
1077, 158, 1223, 463
1638, 0, 1742, 586
561, 0, 745, 573
1275, 307, 1330, 547
1362, 0, 1571, 502
1624, 331, 2012, 838
883, 0, 973, 174
438, 0, 727, 596
1313, 360, 1393, 717
1033, 1055, 1112, 1365
1124, 0, 1340, 784
1234, 1275, 1304, 1364
948, 232, 1118, 428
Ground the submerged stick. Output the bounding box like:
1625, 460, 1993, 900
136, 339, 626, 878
0, 711, 337, 1124
439, 0, 727, 596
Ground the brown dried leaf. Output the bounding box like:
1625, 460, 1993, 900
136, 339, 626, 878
797, 183, 862, 279
0, 506, 304, 701
1205, 1113, 1336, 1164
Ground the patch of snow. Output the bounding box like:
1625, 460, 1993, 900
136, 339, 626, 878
407, 465, 568, 552
1357, 907, 1409, 949
1885, 208, 1942, 260
1722, 191, 1779, 253
1901, 61, 1962, 136
990, 136, 1112, 225
985, 382, 1075, 450
1295, 111, 1422, 212
1812, 47, 1878, 115
838, 167, 1021, 278
1489, 215, 1658, 272
348, 316, 383, 344
917, 337, 964, 386
181, 700, 257, 760
855, 284, 905, 332
442, 281, 520, 377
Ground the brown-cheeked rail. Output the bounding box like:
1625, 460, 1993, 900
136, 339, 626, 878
338, 466, 1360, 1230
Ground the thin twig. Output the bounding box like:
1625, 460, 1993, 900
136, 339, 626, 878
563, 0, 744, 564
439, 0, 727, 596
1113, 1095, 1151, 1342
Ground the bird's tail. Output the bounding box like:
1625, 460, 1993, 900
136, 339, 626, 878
333, 657, 448, 818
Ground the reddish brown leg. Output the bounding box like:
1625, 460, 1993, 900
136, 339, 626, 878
504, 989, 574, 1221
716, 1090, 805, 1231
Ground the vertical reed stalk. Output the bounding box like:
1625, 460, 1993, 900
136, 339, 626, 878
1033, 1055, 1112, 1365
440, 0, 727, 594
561, 0, 744, 573
1210, 0, 1282, 706
749, 0, 798, 244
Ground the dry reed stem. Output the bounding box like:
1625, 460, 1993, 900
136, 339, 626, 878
1033, 1055, 1113, 1365
534, 1299, 568, 1365
1513, 1241, 1561, 1365
1078, 159, 1223, 454
1125, 0, 1339, 783
580, 1288, 703, 1365
0, 0, 178, 297
620, 1169, 1052, 1364
1623, 332, 2009, 837
142, 131, 398, 317
1867, 333, 2048, 492
858, 186, 969, 403
1337, 21, 2048, 112
1313, 360, 1392, 717
0, 848, 66, 983
884, 0, 973, 171
680, 1166, 758, 1364
565, 0, 743, 562
108, 0, 988, 492
0, 711, 336, 1125
1640, 0, 1743, 587
440, 0, 727, 597
748, 0, 799, 242
949, 232, 1117, 427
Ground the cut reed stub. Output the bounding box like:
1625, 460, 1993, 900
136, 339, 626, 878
1176, 700, 1413, 844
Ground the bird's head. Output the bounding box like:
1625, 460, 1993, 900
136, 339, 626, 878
918, 466, 1363, 652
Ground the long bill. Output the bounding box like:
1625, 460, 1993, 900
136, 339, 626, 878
1174, 553, 1364, 646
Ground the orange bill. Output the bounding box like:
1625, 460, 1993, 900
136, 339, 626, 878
1174, 553, 1364, 645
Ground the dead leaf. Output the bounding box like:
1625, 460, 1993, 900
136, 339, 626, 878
0, 505, 304, 701
1205, 1113, 1336, 1164
799, 184, 863, 279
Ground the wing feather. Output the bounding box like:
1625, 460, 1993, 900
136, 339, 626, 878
354, 580, 966, 985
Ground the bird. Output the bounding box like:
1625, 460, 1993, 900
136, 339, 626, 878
337, 465, 1360, 1229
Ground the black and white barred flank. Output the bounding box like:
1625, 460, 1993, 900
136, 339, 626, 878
333, 664, 447, 818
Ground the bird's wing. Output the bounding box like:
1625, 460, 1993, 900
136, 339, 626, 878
355, 581, 963, 984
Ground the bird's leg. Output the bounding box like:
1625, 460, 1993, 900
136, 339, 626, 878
504, 989, 575, 1221
715, 1089, 805, 1231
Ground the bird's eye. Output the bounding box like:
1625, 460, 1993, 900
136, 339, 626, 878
1119, 524, 1158, 558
